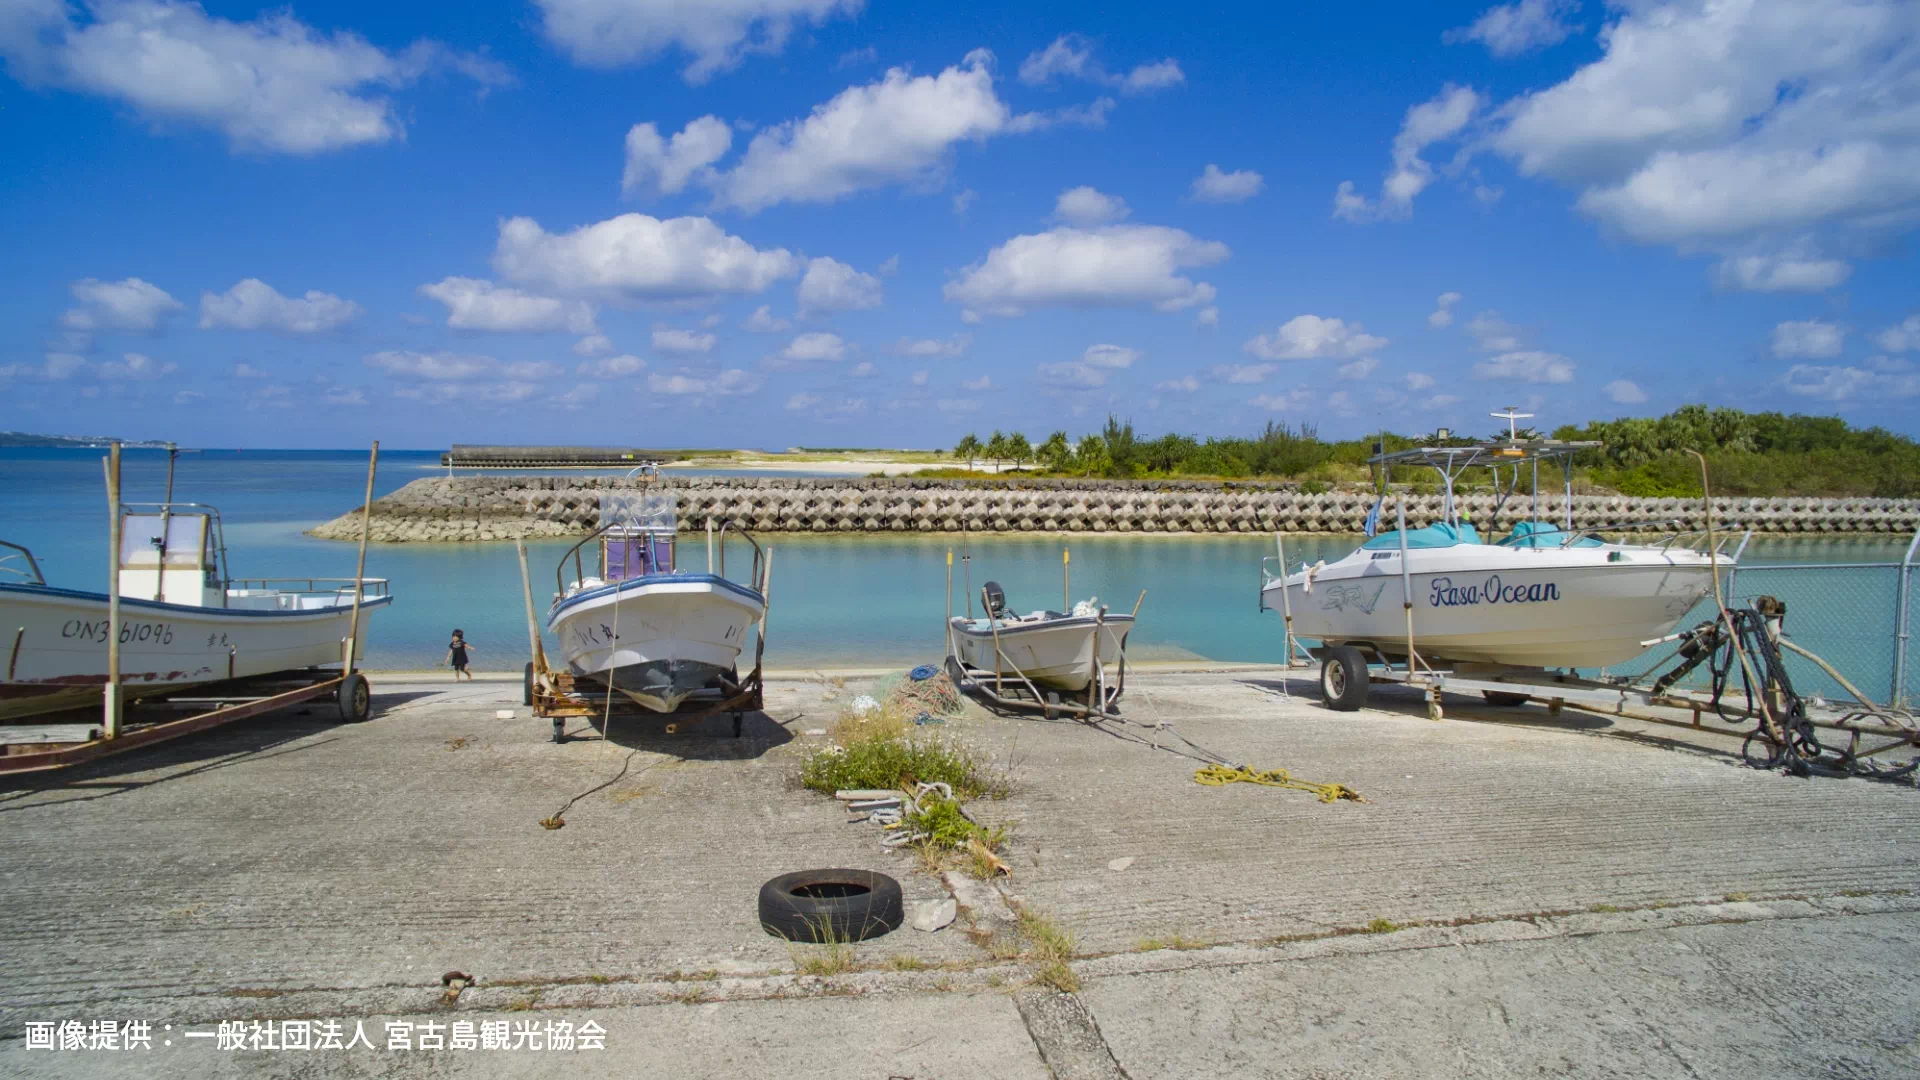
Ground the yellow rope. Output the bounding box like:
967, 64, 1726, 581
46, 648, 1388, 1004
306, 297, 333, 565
1193, 763, 1367, 803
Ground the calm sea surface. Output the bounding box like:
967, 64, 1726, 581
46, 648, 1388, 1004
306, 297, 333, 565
1, 448, 1912, 672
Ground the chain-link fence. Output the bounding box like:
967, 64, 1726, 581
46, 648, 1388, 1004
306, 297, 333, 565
1614, 537, 1919, 708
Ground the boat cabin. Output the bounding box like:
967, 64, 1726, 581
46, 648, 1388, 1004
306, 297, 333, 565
598, 492, 677, 582
118, 505, 227, 606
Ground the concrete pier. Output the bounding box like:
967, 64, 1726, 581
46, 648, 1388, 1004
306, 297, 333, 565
2, 668, 1916, 1077
309, 475, 1920, 542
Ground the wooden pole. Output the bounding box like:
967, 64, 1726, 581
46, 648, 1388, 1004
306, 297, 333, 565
155, 443, 177, 601
344, 441, 378, 675
104, 443, 122, 739
1063, 547, 1070, 613
516, 539, 548, 678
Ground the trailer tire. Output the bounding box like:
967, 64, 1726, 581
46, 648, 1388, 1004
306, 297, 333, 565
1482, 691, 1530, 707
336, 673, 371, 723
1320, 647, 1369, 712
523, 663, 535, 707
758, 869, 904, 943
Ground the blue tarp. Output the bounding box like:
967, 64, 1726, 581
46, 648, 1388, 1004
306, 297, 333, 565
1500, 521, 1604, 548
1362, 522, 1482, 550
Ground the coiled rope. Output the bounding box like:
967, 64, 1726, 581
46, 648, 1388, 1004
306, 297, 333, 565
1193, 762, 1367, 803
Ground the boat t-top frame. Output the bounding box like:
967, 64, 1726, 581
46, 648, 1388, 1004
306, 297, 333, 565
1370, 439, 1599, 533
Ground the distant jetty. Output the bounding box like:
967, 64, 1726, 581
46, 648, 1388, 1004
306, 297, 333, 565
438, 445, 726, 468
308, 476, 1920, 542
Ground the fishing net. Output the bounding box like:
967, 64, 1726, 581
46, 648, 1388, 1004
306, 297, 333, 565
871, 666, 967, 719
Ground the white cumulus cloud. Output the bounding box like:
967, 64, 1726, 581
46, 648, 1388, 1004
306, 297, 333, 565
1473, 350, 1575, 383
743, 305, 792, 333
61, 277, 182, 331
200, 279, 362, 333
1037, 343, 1140, 389
770, 331, 846, 366
1444, 0, 1580, 57
1054, 186, 1129, 226
1771, 320, 1846, 360
622, 115, 733, 196
1604, 378, 1648, 404
0, 0, 509, 154
491, 213, 798, 302
651, 328, 715, 354
98, 352, 177, 380
1875, 315, 1920, 353
1188, 164, 1263, 204
944, 224, 1227, 317
576, 354, 647, 378
1244, 315, 1387, 361
1428, 291, 1462, 328
1334, 84, 1481, 221
705, 51, 1010, 213
796, 257, 883, 315
533, 0, 863, 81
647, 368, 763, 395
893, 334, 971, 358
1711, 253, 1853, 294
419, 277, 596, 334
1016, 35, 1182, 95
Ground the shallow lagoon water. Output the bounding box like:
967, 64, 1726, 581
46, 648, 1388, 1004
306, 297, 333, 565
2, 448, 1910, 672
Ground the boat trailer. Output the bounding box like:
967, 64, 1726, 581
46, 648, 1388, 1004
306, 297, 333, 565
513, 528, 773, 743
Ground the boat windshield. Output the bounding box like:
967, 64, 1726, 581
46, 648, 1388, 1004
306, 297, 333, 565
1495, 521, 1605, 549
1362, 522, 1481, 549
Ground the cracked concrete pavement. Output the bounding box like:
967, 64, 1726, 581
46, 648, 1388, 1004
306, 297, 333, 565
2, 668, 1917, 1078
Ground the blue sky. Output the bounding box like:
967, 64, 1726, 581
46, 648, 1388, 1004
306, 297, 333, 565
2, 0, 1916, 450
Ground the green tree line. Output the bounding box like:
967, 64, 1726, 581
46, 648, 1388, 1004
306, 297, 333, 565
941, 406, 1920, 498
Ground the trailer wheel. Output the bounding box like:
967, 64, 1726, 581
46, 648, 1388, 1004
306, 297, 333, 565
1320, 647, 1369, 712
336, 673, 371, 723
523, 662, 536, 707
1482, 690, 1530, 707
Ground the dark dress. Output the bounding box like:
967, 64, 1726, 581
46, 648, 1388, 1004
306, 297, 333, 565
449, 641, 469, 670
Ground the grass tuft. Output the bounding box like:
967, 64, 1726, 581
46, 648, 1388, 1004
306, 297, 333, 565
885, 954, 928, 972
787, 917, 858, 977
1362, 917, 1401, 934
1014, 904, 1080, 993
799, 699, 1006, 801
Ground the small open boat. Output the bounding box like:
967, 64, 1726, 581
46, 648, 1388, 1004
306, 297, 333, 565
0, 507, 390, 721
948, 581, 1133, 693
545, 493, 767, 713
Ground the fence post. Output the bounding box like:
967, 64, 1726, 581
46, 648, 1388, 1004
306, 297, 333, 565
1895, 528, 1919, 708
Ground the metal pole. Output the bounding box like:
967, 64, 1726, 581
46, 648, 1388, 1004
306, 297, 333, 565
155, 442, 177, 601
945, 549, 955, 667
706, 518, 715, 573
1398, 498, 1418, 673
344, 442, 378, 675
104, 443, 122, 739
1894, 528, 1919, 707
1063, 547, 1070, 613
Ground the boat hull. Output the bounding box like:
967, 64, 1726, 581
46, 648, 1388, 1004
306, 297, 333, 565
547, 575, 765, 713
949, 614, 1133, 692
1262, 546, 1719, 669
0, 583, 389, 721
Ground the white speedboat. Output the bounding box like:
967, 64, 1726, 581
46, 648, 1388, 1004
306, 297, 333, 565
546, 494, 767, 713
0, 508, 390, 721
1260, 428, 1731, 671
948, 582, 1133, 692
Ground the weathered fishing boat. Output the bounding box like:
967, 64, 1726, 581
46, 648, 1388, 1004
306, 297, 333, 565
0, 507, 391, 721
545, 494, 768, 713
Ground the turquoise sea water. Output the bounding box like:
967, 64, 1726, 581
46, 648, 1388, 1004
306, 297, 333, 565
1, 448, 1912, 674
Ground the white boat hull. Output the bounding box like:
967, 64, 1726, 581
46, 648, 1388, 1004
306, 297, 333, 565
1262, 545, 1720, 669
0, 583, 389, 721
949, 614, 1133, 692
547, 575, 766, 713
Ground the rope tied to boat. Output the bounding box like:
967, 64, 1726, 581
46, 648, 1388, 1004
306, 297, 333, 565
1193, 762, 1368, 803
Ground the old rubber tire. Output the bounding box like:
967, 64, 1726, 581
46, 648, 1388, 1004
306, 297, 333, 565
523, 662, 536, 707
758, 869, 904, 943
1482, 690, 1530, 707
1320, 647, 1369, 712
336, 673, 371, 723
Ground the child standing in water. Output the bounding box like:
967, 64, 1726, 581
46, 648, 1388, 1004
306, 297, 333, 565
446, 629, 475, 681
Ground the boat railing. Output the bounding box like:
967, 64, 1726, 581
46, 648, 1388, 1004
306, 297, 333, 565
228, 577, 392, 601
0, 540, 45, 586
714, 521, 767, 593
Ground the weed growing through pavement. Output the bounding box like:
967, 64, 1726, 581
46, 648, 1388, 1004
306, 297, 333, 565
788, 917, 858, 977
1362, 918, 1401, 934
1013, 904, 1080, 993
799, 701, 1006, 800
885, 954, 928, 972
1135, 934, 1209, 952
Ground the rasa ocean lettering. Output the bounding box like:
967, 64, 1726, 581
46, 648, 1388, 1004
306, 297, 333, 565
1427, 575, 1560, 608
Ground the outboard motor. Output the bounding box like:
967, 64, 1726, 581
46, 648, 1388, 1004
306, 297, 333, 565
982, 581, 1008, 619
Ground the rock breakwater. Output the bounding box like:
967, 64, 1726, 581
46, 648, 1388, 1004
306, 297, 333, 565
307, 476, 1920, 543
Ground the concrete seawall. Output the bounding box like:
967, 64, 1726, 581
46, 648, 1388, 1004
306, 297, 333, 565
307, 476, 1920, 542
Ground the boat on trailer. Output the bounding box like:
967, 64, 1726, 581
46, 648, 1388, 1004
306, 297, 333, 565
1260, 414, 1735, 710
948, 582, 1133, 694
0, 506, 391, 722
545, 493, 768, 713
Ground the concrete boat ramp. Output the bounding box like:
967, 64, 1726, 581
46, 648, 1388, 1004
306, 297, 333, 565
3, 667, 1917, 1078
